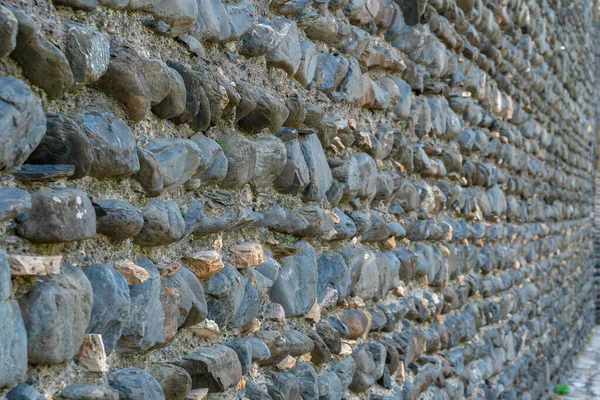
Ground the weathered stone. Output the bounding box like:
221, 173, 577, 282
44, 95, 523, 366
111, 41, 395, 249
189, 61, 228, 126
225, 338, 252, 375
244, 379, 272, 400
294, 40, 318, 87
202, 263, 247, 327
300, 133, 333, 201
148, 363, 192, 400
146, 139, 201, 191
332, 152, 377, 204
224, 0, 256, 41
330, 356, 356, 391
83, 263, 131, 354
13, 164, 75, 182
0, 5, 17, 59
114, 261, 151, 285
191, 0, 229, 42
0, 188, 31, 223
269, 241, 318, 317
266, 371, 301, 400
0, 76, 46, 173
167, 266, 207, 328
265, 17, 301, 75
350, 342, 386, 392
341, 248, 379, 301
183, 251, 224, 280
133, 145, 164, 197
8, 254, 61, 276
15, 188, 95, 244
317, 252, 351, 304
308, 329, 331, 364
251, 135, 287, 189
0, 299, 27, 388
291, 362, 318, 400
239, 17, 280, 57
217, 133, 256, 188
75, 334, 109, 372
238, 90, 289, 134
8, 8, 74, 98
65, 23, 110, 86
231, 243, 266, 268
93, 199, 144, 240
133, 200, 185, 247
188, 319, 220, 339
108, 368, 165, 400
152, 66, 187, 119
167, 61, 210, 129
185, 389, 209, 400
274, 139, 310, 195
56, 384, 119, 400
19, 263, 92, 364
6, 383, 46, 400
117, 257, 165, 353
174, 345, 242, 392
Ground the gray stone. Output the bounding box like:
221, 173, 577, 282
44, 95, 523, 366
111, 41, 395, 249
224, 0, 256, 41
0, 188, 31, 223
0, 5, 18, 59
318, 370, 343, 400
16, 187, 96, 244
248, 337, 271, 363
341, 248, 379, 301
133, 200, 186, 247
217, 133, 256, 188
65, 23, 110, 86
308, 329, 331, 364
19, 263, 92, 364
294, 40, 318, 87
225, 338, 252, 375
78, 111, 139, 178
317, 252, 351, 304
117, 257, 165, 353
300, 133, 333, 201
337, 56, 363, 103
83, 263, 131, 355
245, 379, 273, 400
265, 16, 301, 76
93, 199, 144, 240
174, 345, 242, 392
167, 61, 210, 129
167, 266, 207, 328
350, 342, 386, 392
0, 300, 27, 388
261, 205, 310, 236
266, 372, 301, 400
56, 384, 119, 400
133, 145, 164, 197
146, 139, 201, 191
6, 383, 46, 400
330, 356, 356, 391
108, 368, 165, 400
269, 241, 318, 317
148, 363, 192, 400
8, 8, 74, 98
239, 17, 280, 57
238, 90, 289, 133
151, 66, 187, 119
228, 278, 259, 329
251, 135, 287, 189
0, 250, 9, 302
284, 95, 306, 128
332, 152, 377, 204
203, 264, 245, 327
0, 76, 46, 172
331, 208, 357, 240
191, 0, 229, 42
189, 61, 227, 126
13, 164, 75, 182
313, 53, 348, 93
274, 139, 310, 195
291, 362, 319, 400
316, 322, 342, 354
96, 45, 150, 122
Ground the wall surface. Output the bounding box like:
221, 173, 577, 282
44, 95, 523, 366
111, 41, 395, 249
0, 0, 597, 399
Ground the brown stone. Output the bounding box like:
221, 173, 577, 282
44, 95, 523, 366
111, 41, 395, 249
157, 260, 182, 276
276, 355, 296, 370
8, 255, 61, 276
188, 319, 220, 339
230, 243, 266, 269
338, 310, 371, 339
114, 260, 151, 284
75, 334, 108, 372
305, 300, 321, 323
182, 251, 224, 280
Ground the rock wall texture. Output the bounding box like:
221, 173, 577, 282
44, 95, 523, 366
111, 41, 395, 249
0, 0, 598, 399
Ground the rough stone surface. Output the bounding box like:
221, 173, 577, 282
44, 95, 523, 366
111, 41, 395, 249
108, 369, 165, 400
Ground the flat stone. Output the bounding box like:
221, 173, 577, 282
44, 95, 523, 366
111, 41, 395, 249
251, 135, 287, 189
117, 257, 165, 353
148, 363, 192, 400
174, 345, 242, 392
8, 254, 61, 276
0, 188, 31, 222
65, 23, 110, 86
78, 111, 140, 178
93, 199, 144, 240
13, 164, 75, 182
114, 260, 151, 285
182, 251, 224, 280
133, 200, 185, 247
56, 384, 119, 400
19, 263, 93, 364
231, 243, 266, 268
269, 241, 318, 317
0, 76, 46, 172
75, 333, 109, 372
8, 7, 74, 98
16, 187, 96, 244
145, 139, 201, 191
108, 368, 165, 400
0, 300, 27, 388
83, 263, 131, 355
185, 389, 209, 400
95, 45, 150, 122
0, 5, 17, 59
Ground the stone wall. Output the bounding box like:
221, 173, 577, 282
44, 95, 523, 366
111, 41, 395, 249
0, 0, 597, 399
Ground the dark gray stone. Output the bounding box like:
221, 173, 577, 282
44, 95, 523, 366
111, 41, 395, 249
225, 338, 252, 375
317, 252, 351, 304
133, 145, 164, 197
0, 5, 17, 59
189, 61, 227, 126
217, 134, 256, 189
174, 345, 242, 392
239, 17, 280, 57
266, 372, 301, 400
167, 61, 210, 129
341, 248, 379, 301
274, 139, 310, 195
133, 200, 185, 247
252, 135, 287, 189
108, 369, 165, 400
151, 65, 187, 119
145, 139, 201, 191
308, 329, 331, 364
237, 90, 289, 134
332, 153, 377, 204
56, 384, 119, 400
291, 362, 319, 400
0, 300, 27, 387
8, 8, 74, 98
203, 264, 245, 327
300, 133, 332, 201
83, 263, 131, 354
330, 356, 356, 391
331, 209, 357, 240
349, 342, 386, 392
78, 111, 139, 178
147, 363, 192, 400
247, 337, 271, 363
265, 16, 301, 76
93, 199, 144, 240
318, 370, 343, 400
228, 278, 259, 329
0, 76, 46, 172
245, 379, 273, 400
13, 164, 75, 182
316, 321, 341, 354
294, 40, 318, 87
0, 188, 31, 223
6, 383, 46, 400
117, 257, 165, 353
19, 263, 92, 364
269, 241, 318, 317
65, 23, 110, 86
167, 266, 207, 328
16, 187, 96, 244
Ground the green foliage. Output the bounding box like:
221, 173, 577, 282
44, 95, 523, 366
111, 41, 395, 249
555, 384, 570, 394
